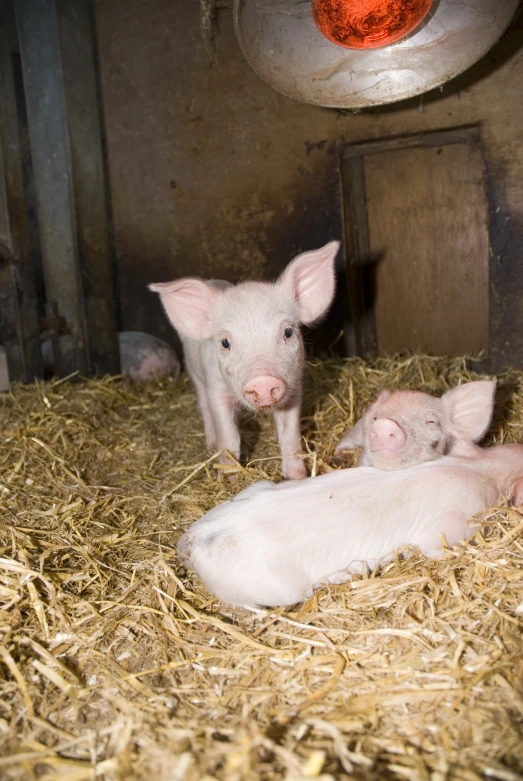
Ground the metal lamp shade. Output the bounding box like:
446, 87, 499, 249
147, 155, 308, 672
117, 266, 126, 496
233, 0, 520, 108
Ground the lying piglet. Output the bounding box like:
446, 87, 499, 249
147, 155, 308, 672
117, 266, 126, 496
178, 442, 523, 607
117, 332, 180, 381
149, 241, 340, 480
40, 332, 180, 381
335, 380, 495, 470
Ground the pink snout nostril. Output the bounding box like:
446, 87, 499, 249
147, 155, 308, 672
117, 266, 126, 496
242, 375, 287, 407
369, 418, 406, 453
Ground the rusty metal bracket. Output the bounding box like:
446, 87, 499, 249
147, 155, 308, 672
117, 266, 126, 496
39, 309, 70, 339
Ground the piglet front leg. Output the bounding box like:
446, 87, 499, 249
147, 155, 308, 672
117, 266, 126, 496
273, 393, 307, 480
191, 373, 218, 450
208, 388, 241, 465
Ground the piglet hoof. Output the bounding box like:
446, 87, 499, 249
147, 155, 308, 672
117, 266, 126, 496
217, 450, 241, 467
283, 459, 308, 481
331, 449, 360, 468
213, 458, 242, 484
511, 476, 523, 507
330, 455, 350, 469
213, 450, 243, 483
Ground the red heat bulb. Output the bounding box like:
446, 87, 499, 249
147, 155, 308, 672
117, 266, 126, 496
312, 0, 433, 49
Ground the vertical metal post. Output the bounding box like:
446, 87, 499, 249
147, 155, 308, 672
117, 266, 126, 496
13, 0, 119, 378
14, 0, 87, 377
56, 0, 119, 375
0, 3, 43, 383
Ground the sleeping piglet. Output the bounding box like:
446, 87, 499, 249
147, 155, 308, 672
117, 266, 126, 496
40, 332, 181, 382
335, 380, 496, 471
117, 332, 180, 382
178, 441, 523, 607
149, 241, 340, 480
1, 332, 180, 389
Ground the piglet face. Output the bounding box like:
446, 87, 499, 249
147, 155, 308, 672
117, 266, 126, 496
336, 380, 496, 471
149, 241, 339, 410
211, 282, 304, 410
366, 390, 449, 470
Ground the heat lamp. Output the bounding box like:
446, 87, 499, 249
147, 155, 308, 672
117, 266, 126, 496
312, 0, 433, 49
233, 0, 520, 108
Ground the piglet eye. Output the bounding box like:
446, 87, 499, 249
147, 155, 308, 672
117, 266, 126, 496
284, 327, 293, 340
426, 420, 436, 425
221, 338, 230, 350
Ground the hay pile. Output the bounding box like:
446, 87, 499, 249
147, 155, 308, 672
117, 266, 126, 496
0, 355, 522, 781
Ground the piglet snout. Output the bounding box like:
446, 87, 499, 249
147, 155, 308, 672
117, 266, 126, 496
369, 418, 406, 453
243, 375, 286, 408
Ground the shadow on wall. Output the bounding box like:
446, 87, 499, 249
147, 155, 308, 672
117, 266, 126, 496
110, 7, 523, 367
484, 156, 523, 373
117, 148, 350, 360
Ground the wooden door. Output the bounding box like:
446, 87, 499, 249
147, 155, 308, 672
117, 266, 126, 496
342, 127, 490, 357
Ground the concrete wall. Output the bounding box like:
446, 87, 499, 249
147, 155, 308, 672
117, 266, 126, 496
94, 0, 523, 370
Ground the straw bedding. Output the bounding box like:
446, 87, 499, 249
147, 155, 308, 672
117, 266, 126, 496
0, 354, 522, 780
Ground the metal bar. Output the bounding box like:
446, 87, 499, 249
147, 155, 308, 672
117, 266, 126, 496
56, 0, 119, 374
0, 2, 44, 382
14, 0, 89, 377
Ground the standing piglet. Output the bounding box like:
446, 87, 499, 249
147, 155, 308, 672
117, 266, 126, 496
335, 380, 496, 470
149, 241, 339, 479
178, 442, 523, 607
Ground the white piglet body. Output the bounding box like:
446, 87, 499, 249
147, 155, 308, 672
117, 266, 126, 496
149, 242, 340, 480
179, 444, 523, 607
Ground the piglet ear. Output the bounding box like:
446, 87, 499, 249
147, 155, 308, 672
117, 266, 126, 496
148, 278, 221, 340
278, 240, 339, 325
374, 389, 392, 406
442, 380, 496, 441
334, 389, 391, 453
335, 418, 365, 453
